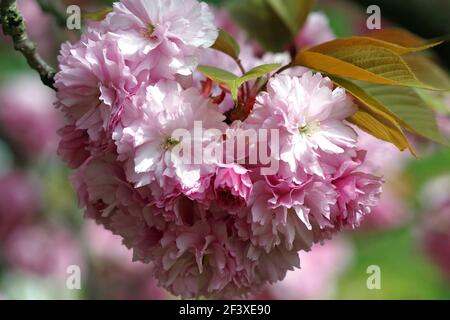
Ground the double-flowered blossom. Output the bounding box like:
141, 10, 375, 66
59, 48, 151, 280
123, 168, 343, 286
214, 164, 252, 212
113, 80, 227, 202
55, 0, 383, 298
55, 30, 138, 145
101, 0, 218, 80
245, 73, 358, 178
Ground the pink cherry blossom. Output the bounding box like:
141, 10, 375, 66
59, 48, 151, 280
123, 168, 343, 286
55, 29, 138, 143
71, 153, 166, 266
245, 72, 357, 178
57, 125, 91, 169
100, 0, 218, 80
53, 1, 386, 299
214, 164, 252, 212
239, 178, 315, 254
316, 150, 383, 237
113, 80, 227, 202
332, 170, 383, 232
72, 154, 314, 298
148, 198, 307, 298
72, 154, 148, 226
149, 209, 242, 298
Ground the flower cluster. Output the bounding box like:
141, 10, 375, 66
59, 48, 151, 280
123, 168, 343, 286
56, 0, 383, 298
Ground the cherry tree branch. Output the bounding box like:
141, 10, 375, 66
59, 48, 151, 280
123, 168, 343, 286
0, 0, 56, 90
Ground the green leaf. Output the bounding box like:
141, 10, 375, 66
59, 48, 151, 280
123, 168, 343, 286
197, 65, 240, 100
294, 35, 449, 91
355, 81, 449, 145
198, 64, 281, 101
349, 110, 414, 154
311, 34, 443, 55
415, 89, 450, 114
240, 63, 281, 83
267, 0, 314, 36
364, 28, 430, 48
83, 7, 112, 21
332, 77, 414, 154
335, 74, 448, 148
295, 50, 414, 86
197, 66, 239, 82
211, 29, 240, 60
403, 54, 450, 91
229, 0, 314, 52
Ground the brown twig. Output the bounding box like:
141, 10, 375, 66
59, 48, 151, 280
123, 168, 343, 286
0, 0, 56, 90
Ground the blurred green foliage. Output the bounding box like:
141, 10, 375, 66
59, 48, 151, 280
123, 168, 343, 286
339, 227, 450, 299
0, 45, 29, 78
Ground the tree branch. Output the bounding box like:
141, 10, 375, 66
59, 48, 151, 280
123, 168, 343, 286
0, 0, 56, 90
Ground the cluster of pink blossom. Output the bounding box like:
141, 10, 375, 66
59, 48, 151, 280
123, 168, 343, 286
55, 0, 383, 298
